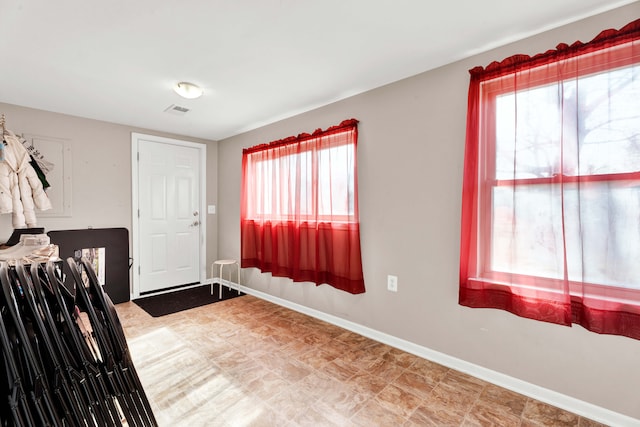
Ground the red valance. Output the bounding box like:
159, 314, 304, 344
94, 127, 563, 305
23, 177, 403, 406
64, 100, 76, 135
469, 18, 640, 81
243, 119, 359, 155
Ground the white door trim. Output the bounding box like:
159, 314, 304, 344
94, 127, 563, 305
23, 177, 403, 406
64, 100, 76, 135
131, 132, 207, 299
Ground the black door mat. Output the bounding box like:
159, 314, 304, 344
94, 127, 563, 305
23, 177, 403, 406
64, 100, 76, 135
132, 284, 243, 317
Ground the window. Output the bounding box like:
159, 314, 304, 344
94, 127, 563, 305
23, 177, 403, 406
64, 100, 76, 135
246, 142, 355, 221
459, 19, 640, 339
241, 119, 365, 294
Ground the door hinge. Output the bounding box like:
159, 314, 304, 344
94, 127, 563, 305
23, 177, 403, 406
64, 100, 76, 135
138, 265, 141, 275
137, 151, 140, 161
138, 209, 140, 218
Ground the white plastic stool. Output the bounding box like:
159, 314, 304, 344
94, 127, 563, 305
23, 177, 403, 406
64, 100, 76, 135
212, 259, 240, 298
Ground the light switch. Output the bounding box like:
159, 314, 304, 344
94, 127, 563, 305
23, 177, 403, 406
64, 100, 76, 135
208, 205, 216, 214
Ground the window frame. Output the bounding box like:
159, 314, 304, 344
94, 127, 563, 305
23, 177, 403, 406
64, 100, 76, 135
243, 128, 358, 224
475, 41, 640, 302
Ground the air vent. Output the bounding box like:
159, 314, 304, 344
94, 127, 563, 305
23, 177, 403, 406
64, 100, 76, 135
164, 104, 190, 115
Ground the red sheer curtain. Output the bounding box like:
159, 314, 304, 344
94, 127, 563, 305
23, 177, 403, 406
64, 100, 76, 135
460, 19, 640, 339
241, 119, 365, 294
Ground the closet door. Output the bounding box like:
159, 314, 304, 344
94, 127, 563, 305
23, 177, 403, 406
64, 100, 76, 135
137, 139, 202, 293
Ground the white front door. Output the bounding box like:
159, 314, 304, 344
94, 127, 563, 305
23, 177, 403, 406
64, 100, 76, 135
132, 134, 206, 296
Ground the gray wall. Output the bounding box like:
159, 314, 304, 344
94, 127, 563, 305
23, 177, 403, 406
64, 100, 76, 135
0, 102, 219, 272
217, 3, 640, 419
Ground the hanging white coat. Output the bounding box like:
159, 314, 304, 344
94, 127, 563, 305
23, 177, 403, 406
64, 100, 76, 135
0, 130, 52, 227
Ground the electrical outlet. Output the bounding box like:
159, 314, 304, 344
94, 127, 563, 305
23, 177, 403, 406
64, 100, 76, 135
387, 275, 398, 292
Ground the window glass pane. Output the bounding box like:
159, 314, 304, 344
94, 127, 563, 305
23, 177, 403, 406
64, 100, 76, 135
495, 64, 640, 180
317, 144, 355, 217
491, 184, 564, 278
491, 182, 640, 288
568, 181, 640, 289
577, 65, 640, 175
254, 156, 271, 216
298, 150, 312, 215
496, 85, 563, 180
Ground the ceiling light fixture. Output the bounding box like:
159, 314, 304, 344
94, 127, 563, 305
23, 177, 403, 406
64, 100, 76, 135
173, 82, 203, 99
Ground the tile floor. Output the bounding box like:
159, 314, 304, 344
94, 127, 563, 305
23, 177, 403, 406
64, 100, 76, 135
116, 293, 607, 426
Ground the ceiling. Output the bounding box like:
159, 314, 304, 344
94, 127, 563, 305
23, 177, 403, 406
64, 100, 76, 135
0, 1, 636, 141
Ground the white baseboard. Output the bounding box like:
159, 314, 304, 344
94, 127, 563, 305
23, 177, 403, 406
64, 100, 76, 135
226, 281, 639, 427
